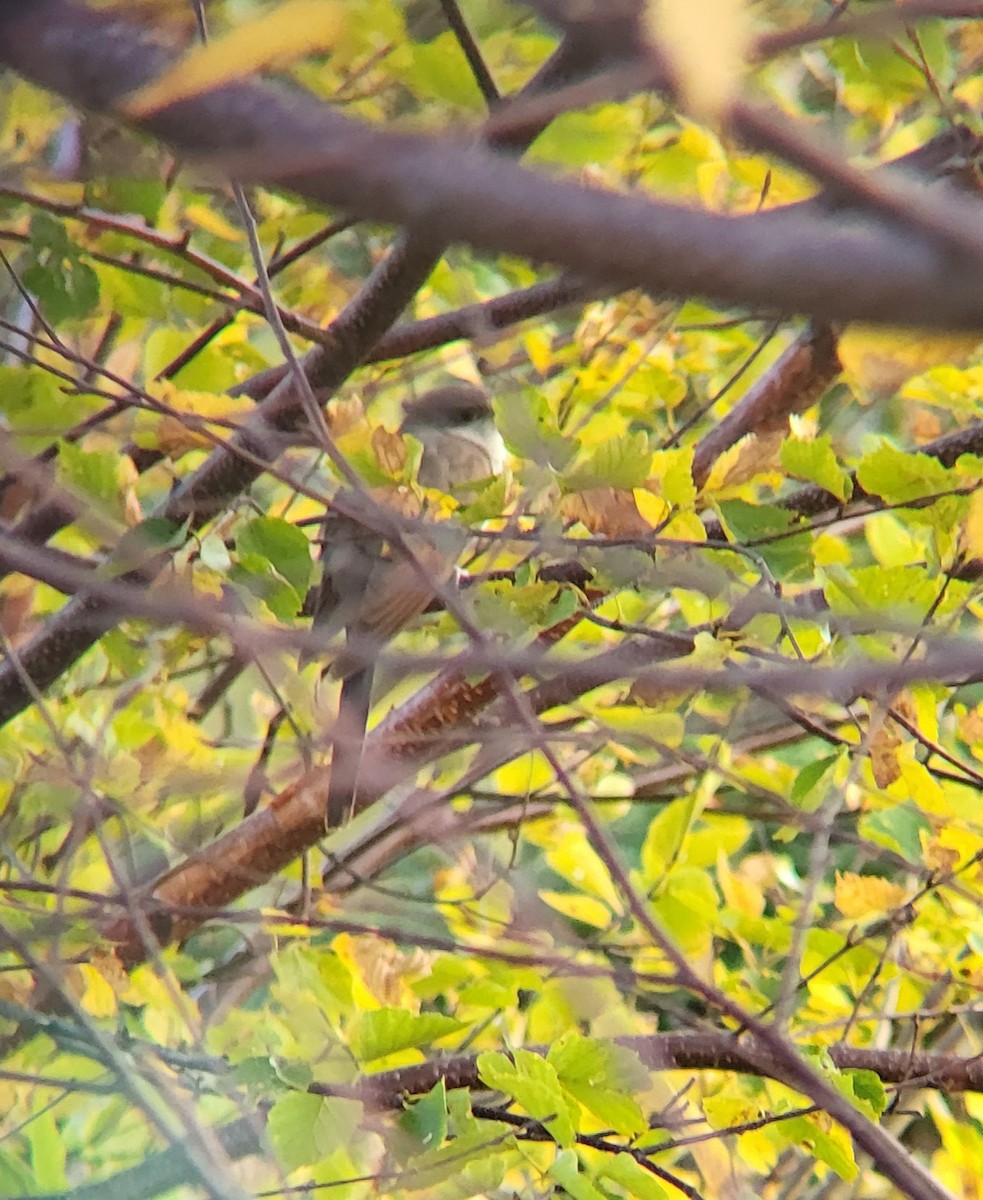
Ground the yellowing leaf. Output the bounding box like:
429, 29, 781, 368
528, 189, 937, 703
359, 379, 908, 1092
544, 825, 622, 912
897, 758, 947, 814
652, 866, 718, 956
641, 802, 695, 883
649, 447, 697, 509
865, 511, 924, 570
141, 383, 252, 457
923, 825, 983, 872
834, 871, 906, 919
716, 854, 764, 918
965, 488, 983, 558
124, 1, 345, 116
780, 435, 850, 503
603, 706, 685, 746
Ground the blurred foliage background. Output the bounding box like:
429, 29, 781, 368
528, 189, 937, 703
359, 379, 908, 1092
3, 1, 983, 1198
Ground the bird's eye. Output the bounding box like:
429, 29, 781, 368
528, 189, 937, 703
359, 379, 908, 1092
449, 405, 485, 426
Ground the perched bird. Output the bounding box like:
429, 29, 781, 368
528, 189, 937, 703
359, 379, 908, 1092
311, 382, 506, 828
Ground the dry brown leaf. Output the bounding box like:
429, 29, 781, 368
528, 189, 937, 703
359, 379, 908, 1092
869, 722, 903, 788
923, 838, 960, 875
717, 429, 784, 489
372, 425, 408, 478
560, 487, 653, 537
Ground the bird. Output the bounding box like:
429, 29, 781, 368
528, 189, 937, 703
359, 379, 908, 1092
310, 381, 506, 829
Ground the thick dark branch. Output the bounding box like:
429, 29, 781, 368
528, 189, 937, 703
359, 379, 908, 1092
26, 1028, 983, 1200
4, 3, 983, 327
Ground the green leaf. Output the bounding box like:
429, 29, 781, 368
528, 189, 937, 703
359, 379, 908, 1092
856, 443, 954, 505
401, 1079, 449, 1148
564, 1078, 647, 1137
548, 1147, 609, 1200
268, 1093, 362, 1170
840, 1069, 887, 1119
790, 754, 838, 809
716, 499, 795, 542
402, 32, 489, 109
23, 212, 100, 322
600, 1152, 670, 1200
477, 1049, 576, 1146
237, 517, 313, 596
352, 1008, 463, 1062
398, 1127, 510, 1195
111, 516, 188, 574
58, 440, 125, 510
495, 391, 574, 471
715, 498, 813, 577
471, 580, 561, 638
564, 431, 653, 491
0, 366, 101, 452
27, 1108, 66, 1191
548, 1034, 650, 1093
780, 435, 851, 503
199, 532, 232, 572
532, 105, 639, 169
779, 1115, 857, 1180
824, 563, 937, 616
0, 1149, 37, 1197
859, 802, 932, 863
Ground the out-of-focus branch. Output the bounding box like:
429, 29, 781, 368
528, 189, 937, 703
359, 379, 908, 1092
4, 3, 983, 328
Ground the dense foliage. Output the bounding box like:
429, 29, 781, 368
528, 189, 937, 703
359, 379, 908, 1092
3, 2, 983, 1198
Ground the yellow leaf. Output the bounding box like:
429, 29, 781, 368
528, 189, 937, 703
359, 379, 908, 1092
717, 853, 764, 919
182, 202, 243, 241
124, 1, 345, 116
633, 489, 669, 528
78, 963, 118, 1018
834, 871, 906, 920
494, 750, 554, 796
603, 706, 685, 746
897, 759, 947, 814
524, 329, 552, 377
544, 824, 623, 912
539, 890, 614, 929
